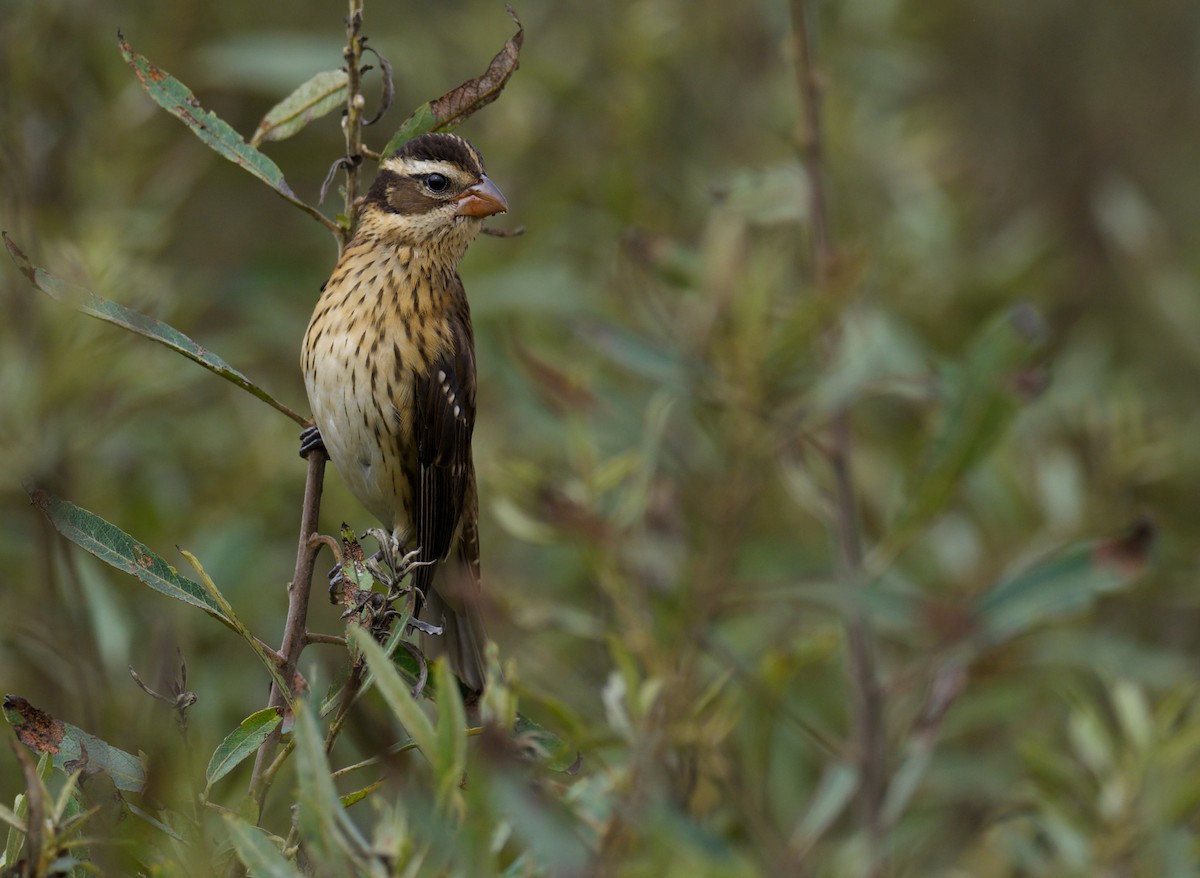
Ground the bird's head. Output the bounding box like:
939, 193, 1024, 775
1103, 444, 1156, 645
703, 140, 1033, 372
361, 133, 508, 260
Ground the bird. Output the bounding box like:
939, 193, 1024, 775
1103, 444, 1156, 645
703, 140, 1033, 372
301, 132, 508, 693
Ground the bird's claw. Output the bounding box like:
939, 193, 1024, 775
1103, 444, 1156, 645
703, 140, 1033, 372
299, 425, 327, 459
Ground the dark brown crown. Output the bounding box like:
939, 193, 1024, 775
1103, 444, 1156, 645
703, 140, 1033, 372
395, 133, 485, 176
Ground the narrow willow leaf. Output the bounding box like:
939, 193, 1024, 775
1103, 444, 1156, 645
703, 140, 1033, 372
205, 708, 284, 788
4, 234, 307, 426
577, 320, 694, 388
351, 630, 437, 761
0, 803, 24, 833
381, 6, 523, 155
119, 31, 294, 194
293, 702, 370, 869
790, 762, 859, 852
433, 661, 468, 812
879, 303, 1047, 562
251, 70, 349, 147
27, 488, 231, 627
880, 742, 932, 826
3, 696, 145, 793
224, 816, 304, 878
117, 32, 337, 233
126, 802, 186, 842
974, 518, 1154, 644
179, 549, 293, 704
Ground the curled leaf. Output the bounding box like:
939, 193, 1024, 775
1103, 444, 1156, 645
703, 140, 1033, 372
361, 45, 394, 126
382, 5, 523, 155
251, 70, 349, 147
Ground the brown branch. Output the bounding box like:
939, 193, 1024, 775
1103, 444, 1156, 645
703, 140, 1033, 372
340, 0, 367, 249
789, 0, 886, 870
247, 448, 327, 814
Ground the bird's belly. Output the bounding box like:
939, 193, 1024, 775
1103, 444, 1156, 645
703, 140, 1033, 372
303, 329, 416, 533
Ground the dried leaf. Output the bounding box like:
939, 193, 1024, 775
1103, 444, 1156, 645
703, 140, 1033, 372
4, 696, 146, 793
381, 6, 523, 155
251, 69, 348, 147
362, 46, 394, 126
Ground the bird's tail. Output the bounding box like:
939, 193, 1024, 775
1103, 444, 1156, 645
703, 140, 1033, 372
417, 559, 489, 693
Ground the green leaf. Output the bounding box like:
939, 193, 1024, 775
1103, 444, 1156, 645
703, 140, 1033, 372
880, 741, 932, 826
577, 319, 697, 389
293, 701, 370, 869
117, 32, 336, 232
120, 29, 291, 192
4, 234, 307, 426
0, 803, 24, 833
351, 630, 437, 761
433, 661, 468, 812
27, 488, 232, 627
251, 70, 349, 147
880, 303, 1047, 562
179, 549, 294, 705
3, 696, 145, 793
381, 6, 523, 155
973, 519, 1155, 645
224, 816, 303, 878
205, 708, 284, 789
790, 761, 859, 852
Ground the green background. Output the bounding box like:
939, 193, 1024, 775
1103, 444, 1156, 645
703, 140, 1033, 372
3, 0, 1200, 873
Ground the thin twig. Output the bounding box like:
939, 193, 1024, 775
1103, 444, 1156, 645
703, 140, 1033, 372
789, 0, 886, 870
246, 0, 369, 820
247, 448, 327, 813
341, 0, 367, 249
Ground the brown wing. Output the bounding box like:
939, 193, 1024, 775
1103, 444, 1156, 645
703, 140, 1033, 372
409, 299, 476, 605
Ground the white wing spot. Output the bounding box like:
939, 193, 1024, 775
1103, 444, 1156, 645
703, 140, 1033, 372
437, 370, 447, 384
454, 405, 461, 417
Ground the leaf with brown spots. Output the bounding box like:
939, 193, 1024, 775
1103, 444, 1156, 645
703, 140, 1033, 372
4, 696, 146, 792
382, 6, 523, 155
118, 31, 336, 232
26, 486, 235, 629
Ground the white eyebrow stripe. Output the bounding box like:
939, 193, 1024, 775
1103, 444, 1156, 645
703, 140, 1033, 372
387, 158, 474, 180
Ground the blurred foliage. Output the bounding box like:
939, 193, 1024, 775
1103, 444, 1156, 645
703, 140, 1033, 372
3, 0, 1200, 875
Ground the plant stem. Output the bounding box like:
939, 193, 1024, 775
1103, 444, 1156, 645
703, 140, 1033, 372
246, 0, 369, 821
788, 0, 886, 871
248, 450, 326, 814
341, 0, 367, 249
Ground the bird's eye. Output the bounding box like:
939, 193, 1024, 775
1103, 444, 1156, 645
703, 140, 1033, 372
425, 173, 449, 193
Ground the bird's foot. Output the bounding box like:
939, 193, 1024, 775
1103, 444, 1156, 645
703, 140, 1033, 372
299, 425, 327, 459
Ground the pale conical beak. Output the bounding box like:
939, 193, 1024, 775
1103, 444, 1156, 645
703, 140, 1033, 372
454, 175, 509, 218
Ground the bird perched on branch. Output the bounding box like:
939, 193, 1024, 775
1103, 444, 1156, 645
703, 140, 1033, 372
301, 132, 508, 693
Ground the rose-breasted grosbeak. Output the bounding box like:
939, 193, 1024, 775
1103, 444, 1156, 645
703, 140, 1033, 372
302, 133, 508, 692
